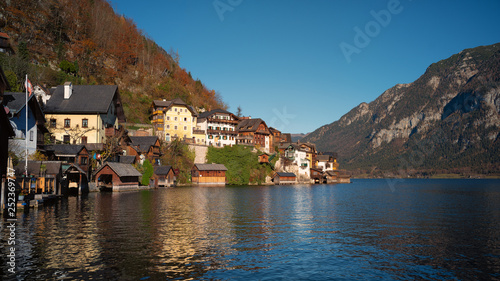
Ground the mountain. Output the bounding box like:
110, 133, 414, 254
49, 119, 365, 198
303, 43, 500, 175
0, 0, 226, 123
291, 133, 309, 142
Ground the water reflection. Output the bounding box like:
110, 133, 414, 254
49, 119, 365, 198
1, 180, 499, 280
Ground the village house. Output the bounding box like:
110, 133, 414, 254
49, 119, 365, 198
33, 84, 52, 106
258, 153, 270, 164
150, 98, 199, 142
42, 144, 90, 177
236, 118, 271, 153
125, 136, 161, 165
298, 142, 317, 170
283, 143, 310, 179
273, 172, 297, 185
3, 92, 47, 156
197, 109, 239, 147
93, 162, 142, 192
315, 154, 339, 171
44, 82, 126, 144
191, 163, 227, 185
152, 165, 176, 187
268, 127, 282, 152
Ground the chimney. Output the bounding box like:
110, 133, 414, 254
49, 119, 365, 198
64, 82, 72, 99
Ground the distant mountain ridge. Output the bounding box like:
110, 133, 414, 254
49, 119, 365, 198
303, 43, 500, 174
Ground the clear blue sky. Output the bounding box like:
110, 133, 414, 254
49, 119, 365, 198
111, 0, 499, 134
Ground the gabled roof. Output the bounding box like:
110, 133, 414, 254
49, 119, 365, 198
275, 172, 296, 177
44, 85, 122, 116
198, 108, 239, 120
94, 162, 142, 177
236, 118, 269, 133
43, 144, 87, 157
129, 136, 159, 153
3, 92, 45, 123
194, 163, 227, 171
154, 165, 173, 175
119, 155, 136, 164
151, 98, 198, 116
15, 161, 63, 176
316, 155, 331, 162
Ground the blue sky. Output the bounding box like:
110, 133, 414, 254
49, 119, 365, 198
111, 0, 499, 134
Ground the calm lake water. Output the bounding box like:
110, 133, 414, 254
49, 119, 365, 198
1, 179, 500, 280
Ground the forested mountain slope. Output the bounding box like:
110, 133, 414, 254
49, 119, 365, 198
0, 0, 226, 123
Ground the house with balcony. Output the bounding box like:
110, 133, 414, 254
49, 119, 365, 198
284, 143, 310, 179
197, 109, 239, 147
44, 82, 126, 144
150, 98, 198, 142
236, 118, 271, 153
3, 92, 47, 157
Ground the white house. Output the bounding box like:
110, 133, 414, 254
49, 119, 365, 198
284, 143, 310, 179
197, 109, 239, 147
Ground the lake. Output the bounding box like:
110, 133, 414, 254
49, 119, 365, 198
2, 179, 500, 280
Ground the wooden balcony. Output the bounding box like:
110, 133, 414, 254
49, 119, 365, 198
208, 129, 238, 135
207, 118, 238, 124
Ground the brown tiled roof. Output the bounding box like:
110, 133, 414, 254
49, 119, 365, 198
194, 163, 227, 171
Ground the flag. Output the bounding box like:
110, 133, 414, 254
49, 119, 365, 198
25, 76, 33, 97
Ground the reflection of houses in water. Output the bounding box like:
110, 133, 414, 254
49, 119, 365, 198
31, 196, 102, 273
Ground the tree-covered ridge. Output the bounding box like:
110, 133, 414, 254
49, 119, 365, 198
0, 0, 226, 123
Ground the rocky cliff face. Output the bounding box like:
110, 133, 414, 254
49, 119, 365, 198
304, 43, 500, 172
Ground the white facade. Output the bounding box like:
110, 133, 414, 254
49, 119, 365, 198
199, 110, 239, 147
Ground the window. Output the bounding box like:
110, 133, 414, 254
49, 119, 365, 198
29, 131, 34, 141
174, 117, 177, 121
63, 135, 70, 144
174, 108, 177, 112
174, 126, 177, 130
208, 135, 213, 139
184, 126, 187, 131
81, 136, 88, 144
184, 109, 187, 113
80, 156, 88, 165
50, 119, 56, 128
184, 117, 187, 122
64, 119, 71, 128
82, 119, 88, 128
166, 116, 170, 121
166, 125, 170, 129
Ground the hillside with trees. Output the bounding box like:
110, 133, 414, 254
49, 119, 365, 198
0, 0, 226, 123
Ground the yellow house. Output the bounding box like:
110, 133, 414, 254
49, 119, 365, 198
44, 82, 126, 144
150, 98, 199, 142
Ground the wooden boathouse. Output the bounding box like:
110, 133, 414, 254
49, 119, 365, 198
94, 162, 142, 191
191, 164, 227, 185
273, 172, 297, 185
